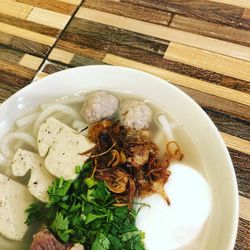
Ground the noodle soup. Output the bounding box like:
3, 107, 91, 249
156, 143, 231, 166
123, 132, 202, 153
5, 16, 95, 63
0, 91, 211, 250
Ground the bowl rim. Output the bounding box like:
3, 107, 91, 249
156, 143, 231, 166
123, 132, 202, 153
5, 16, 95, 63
0, 65, 239, 249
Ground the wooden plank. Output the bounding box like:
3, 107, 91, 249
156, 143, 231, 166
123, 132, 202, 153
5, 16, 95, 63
0, 57, 36, 102
243, 9, 250, 20
67, 18, 169, 55
35, 72, 48, 80
178, 85, 250, 122
0, 22, 56, 46
71, 54, 106, 67
204, 109, 250, 141
17, 0, 76, 15
7, 36, 50, 58
0, 58, 35, 79
0, 45, 24, 64
236, 218, 250, 250
43, 62, 68, 74
19, 54, 43, 70
90, 38, 250, 94
0, 31, 12, 45
165, 42, 250, 82
209, 0, 250, 9
52, 28, 250, 94
221, 133, 250, 155
49, 48, 74, 64
76, 7, 250, 61
0, 0, 33, 20
57, 40, 106, 60
221, 76, 250, 94
123, 0, 250, 30
58, 0, 81, 4
83, 0, 171, 26
229, 149, 250, 199
26, 7, 71, 30
103, 54, 250, 120
0, 32, 50, 58
240, 196, 250, 221
104, 54, 250, 106
0, 13, 60, 37
169, 14, 250, 47
0, 72, 30, 102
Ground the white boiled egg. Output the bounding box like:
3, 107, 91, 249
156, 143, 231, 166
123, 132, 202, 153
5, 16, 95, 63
135, 163, 212, 250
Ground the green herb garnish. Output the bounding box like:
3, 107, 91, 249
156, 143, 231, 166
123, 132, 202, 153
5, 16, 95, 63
26, 161, 145, 250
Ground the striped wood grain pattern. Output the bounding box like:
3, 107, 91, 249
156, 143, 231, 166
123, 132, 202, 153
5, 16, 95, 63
0, 31, 50, 58
203, 110, 249, 142
209, 0, 250, 9
0, 22, 56, 46
122, 0, 250, 30
76, 7, 250, 61
26, 7, 71, 30
57, 19, 250, 95
58, 0, 81, 4
221, 133, 250, 156
0, 0, 33, 19
57, 39, 107, 60
240, 196, 250, 221
169, 14, 250, 47
17, 0, 77, 15
0, 0, 82, 101
103, 54, 250, 108
228, 149, 249, 199
19, 54, 43, 70
164, 42, 250, 82
0, 58, 37, 102
243, 9, 250, 20
0, 13, 60, 37
236, 218, 250, 250
49, 48, 75, 64
83, 0, 172, 26
0, 58, 35, 78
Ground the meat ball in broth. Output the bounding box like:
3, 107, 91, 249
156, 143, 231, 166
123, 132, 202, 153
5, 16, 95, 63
120, 100, 152, 130
80, 91, 119, 123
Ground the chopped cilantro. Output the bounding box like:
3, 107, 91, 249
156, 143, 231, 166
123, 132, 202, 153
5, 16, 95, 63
91, 233, 110, 250
50, 212, 73, 242
26, 161, 145, 250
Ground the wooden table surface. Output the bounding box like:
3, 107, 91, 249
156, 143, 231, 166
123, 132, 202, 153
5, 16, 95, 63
0, 0, 249, 249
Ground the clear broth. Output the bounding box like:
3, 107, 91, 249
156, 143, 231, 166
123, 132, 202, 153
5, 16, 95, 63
0, 91, 209, 250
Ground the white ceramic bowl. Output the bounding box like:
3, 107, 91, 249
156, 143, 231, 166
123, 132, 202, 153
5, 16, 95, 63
0, 66, 238, 249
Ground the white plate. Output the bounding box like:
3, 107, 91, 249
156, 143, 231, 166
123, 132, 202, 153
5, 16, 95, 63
0, 66, 238, 250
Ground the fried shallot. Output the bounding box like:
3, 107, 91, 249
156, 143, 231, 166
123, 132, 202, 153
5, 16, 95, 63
81, 120, 182, 208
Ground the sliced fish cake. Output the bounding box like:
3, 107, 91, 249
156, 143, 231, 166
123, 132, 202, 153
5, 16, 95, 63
45, 126, 93, 180
12, 149, 55, 202
0, 174, 34, 240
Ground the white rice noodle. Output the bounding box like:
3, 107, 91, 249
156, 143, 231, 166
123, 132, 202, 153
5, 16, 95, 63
156, 114, 175, 141
72, 120, 87, 130
34, 104, 82, 133
0, 153, 8, 166
40, 95, 85, 110
58, 95, 85, 105
0, 132, 37, 157
40, 103, 55, 110
16, 112, 39, 128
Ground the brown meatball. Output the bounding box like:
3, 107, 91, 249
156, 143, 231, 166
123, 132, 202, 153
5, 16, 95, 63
120, 100, 152, 130
81, 91, 119, 123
